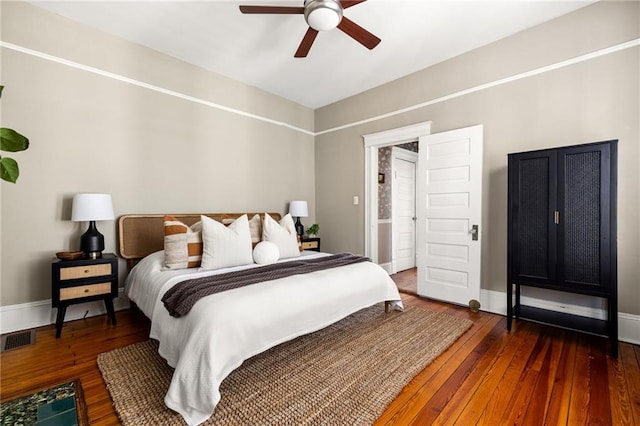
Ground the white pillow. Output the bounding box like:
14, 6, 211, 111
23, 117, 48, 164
262, 213, 300, 259
200, 214, 253, 270
253, 241, 280, 265
223, 214, 262, 245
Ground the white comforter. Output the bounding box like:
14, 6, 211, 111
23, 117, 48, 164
125, 251, 403, 426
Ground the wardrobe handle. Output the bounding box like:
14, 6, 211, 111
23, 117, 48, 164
554, 211, 560, 225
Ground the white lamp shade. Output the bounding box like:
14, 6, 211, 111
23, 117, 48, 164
71, 193, 115, 222
289, 200, 309, 218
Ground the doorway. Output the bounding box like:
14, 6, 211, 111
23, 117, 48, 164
374, 143, 419, 274
364, 121, 432, 266
364, 122, 483, 308
392, 146, 418, 273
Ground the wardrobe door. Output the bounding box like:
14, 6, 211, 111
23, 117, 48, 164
508, 150, 557, 286
557, 143, 614, 293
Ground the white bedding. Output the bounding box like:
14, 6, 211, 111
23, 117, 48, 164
125, 250, 403, 426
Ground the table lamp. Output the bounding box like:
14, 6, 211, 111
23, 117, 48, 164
289, 200, 308, 238
71, 193, 115, 259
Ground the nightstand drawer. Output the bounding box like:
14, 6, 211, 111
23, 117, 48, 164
300, 237, 320, 252
59, 263, 112, 280
59, 282, 112, 300
302, 241, 318, 250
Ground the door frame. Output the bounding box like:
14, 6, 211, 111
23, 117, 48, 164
391, 147, 419, 273
363, 121, 432, 264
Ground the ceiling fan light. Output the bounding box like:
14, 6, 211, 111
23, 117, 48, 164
304, 0, 343, 31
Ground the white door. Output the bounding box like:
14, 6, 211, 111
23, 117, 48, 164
416, 125, 483, 306
392, 148, 417, 272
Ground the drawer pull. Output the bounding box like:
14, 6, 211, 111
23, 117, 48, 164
84, 269, 90, 274
84, 289, 90, 293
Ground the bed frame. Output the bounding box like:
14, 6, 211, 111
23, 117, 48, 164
118, 213, 281, 271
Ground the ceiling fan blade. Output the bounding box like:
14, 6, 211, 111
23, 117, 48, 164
295, 27, 319, 58
337, 16, 381, 50
340, 0, 367, 9
239, 5, 304, 14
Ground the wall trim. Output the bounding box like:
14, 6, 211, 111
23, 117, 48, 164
0, 41, 314, 136
480, 289, 640, 346
2, 286, 637, 345
2, 38, 638, 138
0, 288, 130, 335
378, 262, 393, 275
317, 38, 640, 135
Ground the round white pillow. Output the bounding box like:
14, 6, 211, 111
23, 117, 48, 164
253, 241, 280, 265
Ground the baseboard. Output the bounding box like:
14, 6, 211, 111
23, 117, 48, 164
480, 289, 640, 345
2, 288, 638, 346
0, 288, 131, 334
379, 262, 393, 274
618, 313, 640, 346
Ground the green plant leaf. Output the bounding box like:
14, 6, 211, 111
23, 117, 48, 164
0, 128, 29, 152
0, 86, 4, 98
0, 156, 19, 183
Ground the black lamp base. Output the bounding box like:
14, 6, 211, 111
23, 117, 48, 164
80, 221, 105, 259
294, 217, 304, 237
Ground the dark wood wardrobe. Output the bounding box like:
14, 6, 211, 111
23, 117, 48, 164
507, 140, 618, 357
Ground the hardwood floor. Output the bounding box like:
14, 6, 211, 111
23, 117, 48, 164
391, 267, 418, 295
1, 286, 639, 425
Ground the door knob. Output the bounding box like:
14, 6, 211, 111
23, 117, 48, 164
470, 225, 479, 241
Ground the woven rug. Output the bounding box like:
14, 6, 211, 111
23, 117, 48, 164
98, 304, 472, 425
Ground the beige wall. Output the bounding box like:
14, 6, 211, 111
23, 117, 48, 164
315, 1, 640, 315
2, 1, 638, 319
0, 2, 315, 306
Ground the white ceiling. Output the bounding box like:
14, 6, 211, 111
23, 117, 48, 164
29, 0, 595, 109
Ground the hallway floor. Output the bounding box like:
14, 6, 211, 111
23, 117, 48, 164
390, 267, 417, 295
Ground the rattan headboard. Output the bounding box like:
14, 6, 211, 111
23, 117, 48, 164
118, 213, 281, 270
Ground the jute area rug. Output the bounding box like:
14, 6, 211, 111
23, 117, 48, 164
98, 304, 472, 425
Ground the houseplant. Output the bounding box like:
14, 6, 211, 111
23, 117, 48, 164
307, 224, 319, 237
0, 86, 30, 183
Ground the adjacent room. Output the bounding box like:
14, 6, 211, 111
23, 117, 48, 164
1, 1, 639, 425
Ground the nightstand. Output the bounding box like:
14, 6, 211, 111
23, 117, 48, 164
300, 237, 320, 252
51, 253, 118, 338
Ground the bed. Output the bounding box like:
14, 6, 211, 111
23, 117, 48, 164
119, 213, 403, 426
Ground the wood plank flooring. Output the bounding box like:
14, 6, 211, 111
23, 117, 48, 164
1, 271, 639, 425
391, 267, 418, 295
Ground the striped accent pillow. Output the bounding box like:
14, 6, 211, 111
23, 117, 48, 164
163, 216, 203, 269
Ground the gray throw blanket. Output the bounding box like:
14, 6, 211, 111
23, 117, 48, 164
162, 253, 370, 317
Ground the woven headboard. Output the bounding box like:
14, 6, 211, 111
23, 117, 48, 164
118, 213, 281, 270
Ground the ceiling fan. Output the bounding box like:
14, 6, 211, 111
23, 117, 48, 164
239, 0, 381, 58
